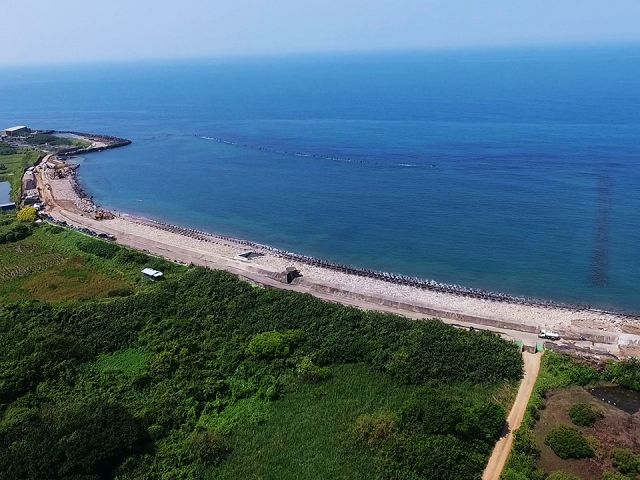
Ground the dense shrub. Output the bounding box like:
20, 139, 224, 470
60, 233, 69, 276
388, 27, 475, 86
0, 400, 148, 480
188, 431, 231, 466
352, 411, 398, 448
25, 133, 73, 146
107, 287, 134, 297
547, 472, 581, 480
44, 224, 64, 234
611, 448, 640, 476
16, 207, 37, 223
545, 426, 594, 459
116, 248, 151, 265
605, 358, 640, 392
384, 321, 523, 384
77, 237, 120, 258
0, 264, 526, 479
245, 330, 305, 358
569, 403, 602, 427
389, 434, 486, 480
297, 356, 331, 382
603, 470, 635, 480
398, 388, 506, 443
0, 220, 32, 243
400, 388, 465, 435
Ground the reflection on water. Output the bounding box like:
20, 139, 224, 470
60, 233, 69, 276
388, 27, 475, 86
588, 386, 640, 414
0, 181, 10, 204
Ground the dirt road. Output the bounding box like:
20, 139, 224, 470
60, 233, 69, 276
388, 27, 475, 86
482, 351, 542, 480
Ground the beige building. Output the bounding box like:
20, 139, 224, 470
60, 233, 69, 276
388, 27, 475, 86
3, 126, 30, 137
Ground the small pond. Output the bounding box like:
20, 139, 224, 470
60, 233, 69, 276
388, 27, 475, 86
588, 386, 640, 414
0, 181, 11, 204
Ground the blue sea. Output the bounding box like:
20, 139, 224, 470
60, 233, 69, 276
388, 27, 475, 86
1, 46, 639, 310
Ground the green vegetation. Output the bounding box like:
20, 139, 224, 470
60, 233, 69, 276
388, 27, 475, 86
0, 213, 33, 244
0, 222, 169, 302
16, 207, 37, 223
605, 358, 640, 392
569, 402, 603, 427
0, 149, 41, 202
547, 472, 581, 480
502, 352, 602, 480
611, 448, 640, 477
545, 425, 594, 459
603, 471, 635, 480
503, 351, 640, 480
24, 133, 87, 148
0, 142, 16, 156
0, 223, 524, 479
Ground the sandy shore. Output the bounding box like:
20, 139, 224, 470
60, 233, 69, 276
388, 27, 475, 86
34, 154, 640, 357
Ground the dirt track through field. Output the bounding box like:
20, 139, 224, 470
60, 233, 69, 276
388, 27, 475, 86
482, 351, 541, 480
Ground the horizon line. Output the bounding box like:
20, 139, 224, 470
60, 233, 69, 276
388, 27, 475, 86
2, 40, 640, 69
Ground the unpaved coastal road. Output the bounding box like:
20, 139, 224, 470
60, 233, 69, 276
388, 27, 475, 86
482, 352, 541, 480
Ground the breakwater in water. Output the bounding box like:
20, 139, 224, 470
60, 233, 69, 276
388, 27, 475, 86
55, 131, 132, 156
128, 216, 640, 319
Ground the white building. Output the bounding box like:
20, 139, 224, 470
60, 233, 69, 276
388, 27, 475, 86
141, 268, 164, 280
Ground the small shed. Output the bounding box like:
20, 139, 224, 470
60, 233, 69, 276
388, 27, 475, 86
141, 267, 164, 280
276, 266, 301, 284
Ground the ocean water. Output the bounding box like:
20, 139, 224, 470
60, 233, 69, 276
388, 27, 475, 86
1, 47, 639, 310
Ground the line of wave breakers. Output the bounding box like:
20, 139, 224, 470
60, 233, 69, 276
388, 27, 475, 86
131, 218, 640, 318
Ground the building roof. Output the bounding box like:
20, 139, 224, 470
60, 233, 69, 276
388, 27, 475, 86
141, 267, 163, 278
4, 126, 27, 132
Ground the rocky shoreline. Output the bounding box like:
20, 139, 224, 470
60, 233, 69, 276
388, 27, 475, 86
42, 131, 640, 322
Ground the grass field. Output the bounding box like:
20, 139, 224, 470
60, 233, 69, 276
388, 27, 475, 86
0, 224, 172, 303
95, 348, 153, 378
0, 148, 41, 202
213, 364, 418, 480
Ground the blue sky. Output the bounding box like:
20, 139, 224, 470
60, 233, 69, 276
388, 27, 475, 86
2, 0, 640, 65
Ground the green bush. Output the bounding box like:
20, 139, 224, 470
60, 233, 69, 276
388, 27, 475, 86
352, 411, 398, 448
17, 207, 37, 223
44, 225, 64, 234
545, 426, 594, 459
188, 431, 231, 466
605, 358, 640, 392
116, 248, 151, 265
77, 237, 119, 258
611, 448, 640, 476
297, 356, 331, 382
0, 400, 148, 479
603, 470, 634, 480
569, 403, 603, 427
107, 287, 134, 298
245, 330, 305, 359
547, 472, 581, 480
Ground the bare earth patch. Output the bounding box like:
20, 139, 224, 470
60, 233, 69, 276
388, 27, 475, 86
535, 386, 640, 479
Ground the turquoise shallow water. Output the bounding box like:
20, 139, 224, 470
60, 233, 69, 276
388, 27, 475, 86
1, 47, 639, 310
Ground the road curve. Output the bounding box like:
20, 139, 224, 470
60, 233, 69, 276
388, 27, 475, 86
482, 351, 541, 480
